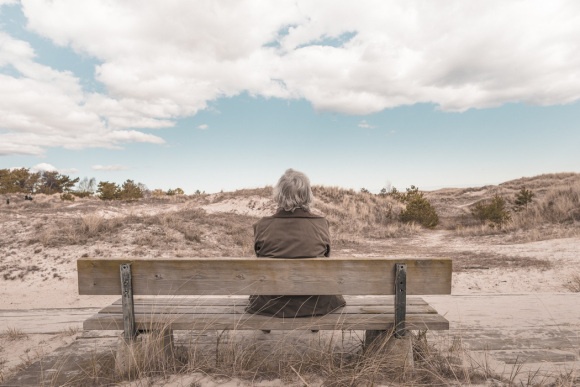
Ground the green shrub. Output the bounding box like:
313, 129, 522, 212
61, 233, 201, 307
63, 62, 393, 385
166, 188, 184, 196
97, 181, 120, 200
118, 179, 144, 200
398, 186, 439, 228
514, 187, 534, 210
471, 194, 511, 226
400, 195, 439, 228
60, 192, 75, 201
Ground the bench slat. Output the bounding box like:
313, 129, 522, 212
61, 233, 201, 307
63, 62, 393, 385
78, 257, 452, 296
98, 303, 438, 315
111, 296, 431, 307
83, 312, 449, 331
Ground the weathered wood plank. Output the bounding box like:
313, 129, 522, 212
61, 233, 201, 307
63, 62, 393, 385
78, 257, 452, 296
98, 304, 438, 315
111, 296, 432, 307
83, 312, 449, 331
0, 308, 100, 334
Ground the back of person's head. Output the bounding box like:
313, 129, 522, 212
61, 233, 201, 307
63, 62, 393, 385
274, 168, 313, 212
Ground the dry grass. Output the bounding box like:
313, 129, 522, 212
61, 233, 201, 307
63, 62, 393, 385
41, 325, 580, 387
31, 208, 256, 256
211, 186, 273, 202
5, 174, 578, 253
312, 186, 415, 242
1, 327, 29, 341
38, 326, 510, 386
564, 272, 580, 292
451, 177, 580, 241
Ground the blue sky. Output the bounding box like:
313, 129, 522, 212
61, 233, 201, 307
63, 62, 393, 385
1, 1, 579, 194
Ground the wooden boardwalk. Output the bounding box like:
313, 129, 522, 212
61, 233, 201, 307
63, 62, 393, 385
2, 294, 579, 385
426, 293, 580, 383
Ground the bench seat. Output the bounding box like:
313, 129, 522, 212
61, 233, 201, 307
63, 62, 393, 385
84, 295, 449, 331
78, 257, 452, 343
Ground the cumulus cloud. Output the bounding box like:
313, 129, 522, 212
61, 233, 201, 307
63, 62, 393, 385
92, 164, 128, 171
29, 163, 77, 174
197, 124, 209, 130
0, 31, 166, 156
31, 163, 57, 172
1, 0, 580, 156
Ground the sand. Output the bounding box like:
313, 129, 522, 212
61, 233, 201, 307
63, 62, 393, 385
1, 192, 579, 384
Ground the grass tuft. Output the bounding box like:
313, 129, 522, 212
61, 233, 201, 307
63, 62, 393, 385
564, 272, 580, 292
1, 327, 29, 341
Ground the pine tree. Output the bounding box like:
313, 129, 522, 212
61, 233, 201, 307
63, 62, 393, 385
514, 187, 534, 210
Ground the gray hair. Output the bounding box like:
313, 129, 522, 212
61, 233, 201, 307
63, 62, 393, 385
274, 169, 313, 212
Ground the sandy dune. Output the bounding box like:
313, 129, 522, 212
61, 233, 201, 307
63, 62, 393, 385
1, 178, 579, 384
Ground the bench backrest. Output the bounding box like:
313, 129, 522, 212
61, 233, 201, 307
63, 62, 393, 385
78, 257, 451, 296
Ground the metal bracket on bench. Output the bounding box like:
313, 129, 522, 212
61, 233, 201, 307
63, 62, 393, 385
120, 263, 137, 342
394, 263, 407, 338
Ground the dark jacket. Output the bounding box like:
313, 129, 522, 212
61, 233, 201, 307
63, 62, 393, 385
245, 208, 346, 318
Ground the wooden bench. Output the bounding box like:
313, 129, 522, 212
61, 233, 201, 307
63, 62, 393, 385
78, 257, 452, 348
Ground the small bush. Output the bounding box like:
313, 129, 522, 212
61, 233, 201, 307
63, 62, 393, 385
166, 188, 185, 196
398, 186, 439, 229
471, 194, 511, 227
119, 180, 144, 200
60, 192, 75, 201
514, 187, 534, 211
97, 181, 119, 200
400, 195, 439, 228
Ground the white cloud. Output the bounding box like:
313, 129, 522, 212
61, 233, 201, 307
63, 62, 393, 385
1, 0, 580, 157
0, 32, 166, 156
31, 163, 57, 172
357, 120, 375, 129
197, 124, 209, 130
92, 164, 128, 171
29, 163, 77, 174
0, 142, 43, 156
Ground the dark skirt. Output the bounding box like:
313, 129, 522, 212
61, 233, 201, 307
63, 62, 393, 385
246, 295, 346, 318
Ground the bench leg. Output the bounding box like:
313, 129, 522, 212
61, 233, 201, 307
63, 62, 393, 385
159, 327, 175, 360
364, 330, 387, 350
364, 330, 414, 373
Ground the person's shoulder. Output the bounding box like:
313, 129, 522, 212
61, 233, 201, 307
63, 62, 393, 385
309, 208, 326, 218
255, 215, 274, 225
253, 215, 276, 230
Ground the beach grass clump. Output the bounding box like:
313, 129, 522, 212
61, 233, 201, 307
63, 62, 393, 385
564, 272, 580, 292
455, 176, 580, 240
1, 327, 28, 341
312, 185, 415, 241
47, 327, 509, 387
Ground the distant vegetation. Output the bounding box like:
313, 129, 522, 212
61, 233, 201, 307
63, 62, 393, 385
0, 168, 78, 195
2, 168, 579, 240
0, 168, 184, 201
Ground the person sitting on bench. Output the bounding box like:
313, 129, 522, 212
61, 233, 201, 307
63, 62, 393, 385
245, 168, 346, 318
